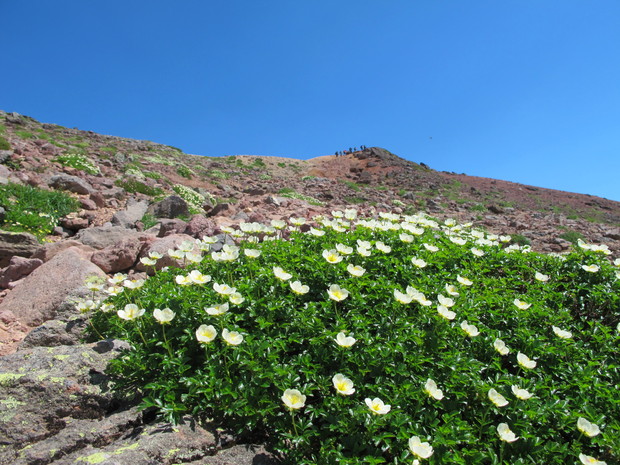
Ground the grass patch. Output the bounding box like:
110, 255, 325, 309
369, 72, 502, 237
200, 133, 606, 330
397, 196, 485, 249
558, 230, 585, 245
15, 131, 35, 139
55, 150, 100, 175
0, 136, 10, 150
341, 180, 361, 192
0, 182, 79, 239
90, 213, 620, 464
176, 165, 193, 179
115, 179, 163, 197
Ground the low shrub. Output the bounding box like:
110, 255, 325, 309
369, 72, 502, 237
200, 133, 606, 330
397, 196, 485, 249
115, 179, 163, 197
89, 213, 619, 464
0, 182, 79, 239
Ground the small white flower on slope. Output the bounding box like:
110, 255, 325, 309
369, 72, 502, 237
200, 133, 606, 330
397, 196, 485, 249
335, 332, 356, 347
577, 417, 601, 437
408, 436, 433, 459
424, 379, 444, 400
365, 397, 391, 415
497, 423, 518, 442
579, 453, 607, 465
488, 388, 509, 407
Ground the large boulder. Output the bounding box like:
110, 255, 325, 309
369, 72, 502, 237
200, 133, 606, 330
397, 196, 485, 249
0, 246, 106, 329
74, 226, 144, 250
32, 239, 95, 262
147, 195, 190, 219
91, 236, 146, 273
111, 199, 149, 229
49, 174, 94, 195
0, 256, 43, 288
0, 230, 40, 268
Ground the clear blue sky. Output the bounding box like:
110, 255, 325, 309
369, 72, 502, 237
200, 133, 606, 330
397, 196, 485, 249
3, 1, 620, 201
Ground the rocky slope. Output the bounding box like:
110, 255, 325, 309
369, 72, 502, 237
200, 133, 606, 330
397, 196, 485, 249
0, 110, 618, 464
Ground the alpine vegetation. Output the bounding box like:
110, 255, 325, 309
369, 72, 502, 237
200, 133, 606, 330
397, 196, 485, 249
88, 211, 619, 464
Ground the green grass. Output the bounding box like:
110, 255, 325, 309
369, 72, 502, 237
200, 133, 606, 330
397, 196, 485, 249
559, 230, 585, 245
176, 165, 193, 179
0, 136, 10, 150
0, 183, 80, 239
90, 213, 620, 464
115, 179, 163, 197
15, 131, 34, 139
341, 180, 361, 192
54, 150, 100, 175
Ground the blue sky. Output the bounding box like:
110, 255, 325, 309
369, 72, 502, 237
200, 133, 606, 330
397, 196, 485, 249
3, 1, 620, 201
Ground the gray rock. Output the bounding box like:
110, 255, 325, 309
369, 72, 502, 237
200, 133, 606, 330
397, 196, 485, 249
158, 218, 188, 237
49, 174, 94, 195
0, 341, 128, 465
0, 230, 40, 268
0, 149, 12, 163
111, 199, 149, 228
75, 226, 143, 249
19, 318, 87, 348
147, 195, 190, 219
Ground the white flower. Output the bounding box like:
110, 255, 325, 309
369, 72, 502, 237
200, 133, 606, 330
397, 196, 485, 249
99, 303, 115, 313
105, 286, 122, 296
497, 423, 518, 442
322, 249, 343, 264
488, 388, 509, 407
450, 236, 467, 246
222, 328, 244, 345
400, 233, 414, 243
206, 303, 229, 316
175, 274, 192, 286
196, 324, 217, 344
178, 240, 195, 253
437, 294, 455, 307
513, 299, 531, 310
577, 417, 601, 437
140, 257, 157, 266
271, 219, 286, 230
437, 305, 456, 320
424, 379, 444, 400
456, 275, 473, 286
517, 352, 536, 369
511, 385, 533, 400
365, 397, 391, 415
375, 241, 391, 253
335, 332, 356, 347
579, 453, 607, 465
185, 252, 204, 264
552, 326, 573, 339
411, 258, 427, 268
445, 284, 460, 296
327, 284, 349, 302
229, 292, 245, 305
309, 227, 325, 237
123, 279, 145, 289
535, 272, 549, 282
357, 239, 372, 249
213, 282, 236, 295
189, 270, 211, 285
394, 289, 414, 304
290, 280, 309, 295
423, 243, 439, 252
471, 247, 485, 257
332, 373, 355, 395
336, 243, 353, 255
109, 273, 127, 285
153, 307, 175, 323
244, 248, 261, 258
282, 389, 306, 409
273, 266, 292, 281
357, 246, 372, 257
168, 249, 185, 260
117, 304, 145, 320
148, 251, 163, 260
408, 436, 433, 459
582, 264, 600, 273
493, 338, 510, 355
346, 264, 365, 277
460, 321, 480, 337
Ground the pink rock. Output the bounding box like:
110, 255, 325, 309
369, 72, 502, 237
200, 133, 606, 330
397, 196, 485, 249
0, 256, 44, 289
0, 247, 106, 328
32, 240, 95, 263
79, 197, 98, 211
184, 215, 217, 239
158, 219, 188, 237
91, 237, 146, 273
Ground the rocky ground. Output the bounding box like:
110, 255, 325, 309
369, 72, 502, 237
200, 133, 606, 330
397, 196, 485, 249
0, 110, 619, 464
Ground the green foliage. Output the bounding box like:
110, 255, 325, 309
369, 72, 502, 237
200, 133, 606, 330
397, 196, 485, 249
176, 165, 193, 179
0, 183, 79, 239
278, 162, 287, 168
208, 169, 230, 180
15, 130, 34, 139
141, 213, 158, 230
0, 136, 10, 151
115, 179, 163, 197
278, 187, 295, 194
55, 150, 100, 175
511, 234, 531, 246
279, 191, 324, 206
90, 213, 620, 464
0, 124, 6, 134
341, 180, 361, 192
100, 146, 117, 153
144, 171, 163, 180
469, 204, 487, 212
172, 184, 207, 214
559, 230, 585, 245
